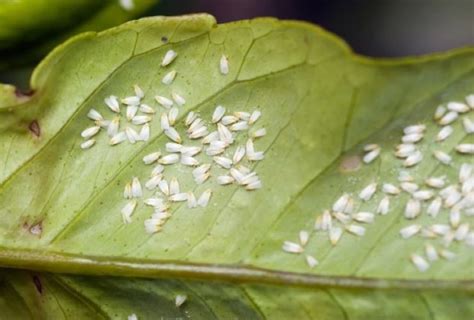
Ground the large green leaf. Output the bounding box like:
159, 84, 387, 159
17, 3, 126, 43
0, 0, 158, 69
1, 269, 472, 319
0, 13, 473, 313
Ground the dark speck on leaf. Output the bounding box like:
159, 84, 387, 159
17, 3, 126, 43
32, 275, 42, 294
161, 36, 168, 43
28, 120, 41, 137
15, 88, 34, 99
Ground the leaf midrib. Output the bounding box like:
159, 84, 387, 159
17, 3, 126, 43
0, 247, 472, 291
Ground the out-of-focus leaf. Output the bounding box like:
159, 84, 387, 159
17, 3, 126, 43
0, 0, 158, 69
1, 270, 472, 320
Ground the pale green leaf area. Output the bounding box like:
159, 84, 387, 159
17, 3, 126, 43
0, 269, 472, 320
0, 13, 473, 303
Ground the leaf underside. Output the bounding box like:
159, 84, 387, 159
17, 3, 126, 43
0, 14, 473, 319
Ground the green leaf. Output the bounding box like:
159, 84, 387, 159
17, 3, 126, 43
1, 269, 473, 319
0, 0, 158, 68
0, 13, 473, 314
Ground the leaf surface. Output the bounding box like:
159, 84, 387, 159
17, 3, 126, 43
0, 14, 473, 299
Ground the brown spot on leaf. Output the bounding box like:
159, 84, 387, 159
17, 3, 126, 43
28, 120, 41, 137
15, 88, 34, 98
32, 275, 42, 294
339, 155, 362, 173
161, 36, 168, 43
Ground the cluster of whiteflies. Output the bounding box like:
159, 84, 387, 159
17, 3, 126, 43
80, 49, 229, 149
80, 83, 156, 150
136, 104, 265, 234
80, 49, 265, 234
79, 51, 183, 149
283, 94, 474, 272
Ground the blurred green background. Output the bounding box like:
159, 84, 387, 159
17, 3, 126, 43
156, 0, 473, 57
1, 0, 473, 90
